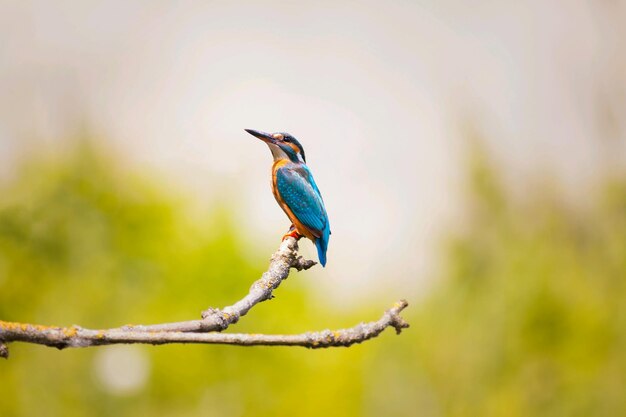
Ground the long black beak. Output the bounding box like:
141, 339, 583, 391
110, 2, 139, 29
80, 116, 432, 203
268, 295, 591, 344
245, 129, 275, 144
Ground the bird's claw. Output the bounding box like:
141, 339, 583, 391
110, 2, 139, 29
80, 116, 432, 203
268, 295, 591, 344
282, 224, 303, 241
282, 227, 303, 241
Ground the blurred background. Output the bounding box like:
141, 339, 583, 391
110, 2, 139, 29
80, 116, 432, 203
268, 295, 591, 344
1, 1, 625, 416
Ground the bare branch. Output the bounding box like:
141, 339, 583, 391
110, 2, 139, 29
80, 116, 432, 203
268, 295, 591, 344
0, 301, 408, 350
116, 237, 316, 333
0, 236, 410, 356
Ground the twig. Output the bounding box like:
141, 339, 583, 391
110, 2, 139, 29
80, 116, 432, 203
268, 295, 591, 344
0, 237, 410, 356
0, 342, 8, 359
0, 301, 408, 350
117, 237, 316, 333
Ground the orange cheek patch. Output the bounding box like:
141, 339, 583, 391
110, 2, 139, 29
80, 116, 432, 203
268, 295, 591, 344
289, 143, 299, 154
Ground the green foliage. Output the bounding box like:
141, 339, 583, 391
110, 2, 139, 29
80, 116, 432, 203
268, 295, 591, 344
0, 144, 365, 417
398, 159, 626, 417
1, 143, 625, 416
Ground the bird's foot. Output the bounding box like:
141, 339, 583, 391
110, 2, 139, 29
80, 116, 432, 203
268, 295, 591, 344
282, 226, 303, 241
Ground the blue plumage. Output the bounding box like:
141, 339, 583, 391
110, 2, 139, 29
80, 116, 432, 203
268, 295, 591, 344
245, 128, 331, 266
276, 166, 330, 265
314, 224, 331, 267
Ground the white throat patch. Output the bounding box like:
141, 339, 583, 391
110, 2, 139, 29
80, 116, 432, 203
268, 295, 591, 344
269, 144, 289, 161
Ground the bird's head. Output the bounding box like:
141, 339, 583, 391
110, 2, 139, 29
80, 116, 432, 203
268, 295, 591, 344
245, 129, 307, 164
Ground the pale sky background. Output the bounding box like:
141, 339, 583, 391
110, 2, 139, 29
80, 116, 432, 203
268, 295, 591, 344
1, 0, 625, 307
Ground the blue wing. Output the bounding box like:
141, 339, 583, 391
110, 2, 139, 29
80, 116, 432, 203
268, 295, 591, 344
276, 165, 330, 266
276, 165, 329, 236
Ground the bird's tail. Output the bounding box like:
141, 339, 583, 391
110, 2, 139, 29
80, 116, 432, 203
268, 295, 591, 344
315, 226, 331, 267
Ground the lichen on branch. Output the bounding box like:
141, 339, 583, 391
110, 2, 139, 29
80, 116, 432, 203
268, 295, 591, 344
0, 237, 409, 357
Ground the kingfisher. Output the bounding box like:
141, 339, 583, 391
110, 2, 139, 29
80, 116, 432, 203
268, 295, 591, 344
245, 129, 331, 266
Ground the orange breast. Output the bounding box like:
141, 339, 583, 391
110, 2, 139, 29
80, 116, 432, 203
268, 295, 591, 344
271, 159, 317, 240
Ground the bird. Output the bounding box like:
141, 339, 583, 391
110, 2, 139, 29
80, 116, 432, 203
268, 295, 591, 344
245, 129, 331, 266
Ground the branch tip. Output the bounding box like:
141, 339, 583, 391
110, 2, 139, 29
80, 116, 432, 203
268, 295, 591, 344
387, 299, 410, 334
0, 342, 9, 359
293, 257, 317, 271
